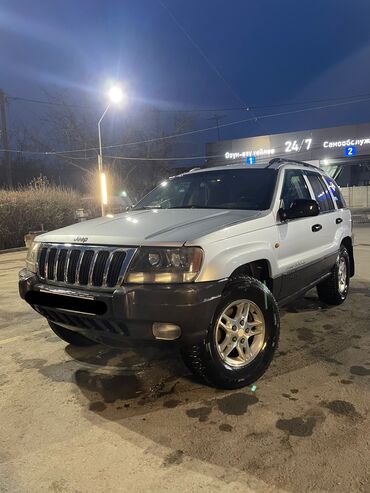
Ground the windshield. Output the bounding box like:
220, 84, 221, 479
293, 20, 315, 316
133, 168, 277, 211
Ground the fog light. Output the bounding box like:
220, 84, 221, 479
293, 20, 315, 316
152, 323, 181, 340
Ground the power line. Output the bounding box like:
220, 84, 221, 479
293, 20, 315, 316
7, 90, 370, 113
7, 95, 93, 109
2, 94, 370, 157
157, 0, 268, 134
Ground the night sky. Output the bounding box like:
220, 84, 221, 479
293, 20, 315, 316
2, 0, 370, 147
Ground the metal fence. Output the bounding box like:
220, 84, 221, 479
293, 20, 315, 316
341, 186, 370, 209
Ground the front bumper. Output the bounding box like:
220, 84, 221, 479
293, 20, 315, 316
19, 269, 226, 346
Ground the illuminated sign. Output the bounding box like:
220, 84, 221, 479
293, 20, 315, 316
345, 145, 357, 157
225, 148, 275, 160
224, 138, 312, 160
285, 139, 312, 153
217, 123, 370, 164
323, 138, 370, 148
246, 156, 256, 165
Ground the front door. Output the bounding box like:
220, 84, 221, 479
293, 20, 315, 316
275, 169, 334, 301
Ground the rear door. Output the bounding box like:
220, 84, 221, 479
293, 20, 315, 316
304, 171, 339, 276
323, 175, 352, 249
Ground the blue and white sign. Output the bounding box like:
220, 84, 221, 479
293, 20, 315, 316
344, 145, 357, 157
246, 156, 256, 165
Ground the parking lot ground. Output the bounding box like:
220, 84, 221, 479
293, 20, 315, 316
0, 228, 370, 493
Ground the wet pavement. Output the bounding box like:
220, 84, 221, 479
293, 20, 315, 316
0, 229, 369, 492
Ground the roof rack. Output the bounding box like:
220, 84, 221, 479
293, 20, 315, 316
267, 157, 318, 170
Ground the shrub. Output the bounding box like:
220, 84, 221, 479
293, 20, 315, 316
0, 178, 96, 250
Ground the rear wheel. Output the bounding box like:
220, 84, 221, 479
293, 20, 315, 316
317, 246, 350, 305
181, 276, 280, 389
48, 321, 97, 346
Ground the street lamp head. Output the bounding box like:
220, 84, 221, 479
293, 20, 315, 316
108, 86, 125, 104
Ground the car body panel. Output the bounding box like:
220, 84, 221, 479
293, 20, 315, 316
35, 208, 264, 247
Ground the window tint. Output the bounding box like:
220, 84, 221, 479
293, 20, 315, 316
306, 173, 334, 212
324, 177, 346, 209
280, 170, 311, 209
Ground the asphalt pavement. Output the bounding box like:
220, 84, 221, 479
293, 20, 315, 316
0, 228, 369, 493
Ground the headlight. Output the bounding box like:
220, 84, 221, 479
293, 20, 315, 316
25, 241, 40, 273
126, 247, 203, 283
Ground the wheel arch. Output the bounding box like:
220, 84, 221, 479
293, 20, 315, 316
341, 236, 355, 277
229, 259, 274, 292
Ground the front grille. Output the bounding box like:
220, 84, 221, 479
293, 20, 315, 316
37, 243, 136, 290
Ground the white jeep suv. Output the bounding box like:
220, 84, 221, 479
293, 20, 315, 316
19, 158, 354, 389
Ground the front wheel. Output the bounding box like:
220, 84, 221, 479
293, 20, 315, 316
181, 276, 280, 389
317, 246, 350, 305
48, 321, 97, 347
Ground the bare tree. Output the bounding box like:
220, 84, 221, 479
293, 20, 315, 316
21, 90, 195, 201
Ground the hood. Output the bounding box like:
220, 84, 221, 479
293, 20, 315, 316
36, 208, 263, 246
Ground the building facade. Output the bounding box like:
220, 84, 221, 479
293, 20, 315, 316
206, 122, 370, 187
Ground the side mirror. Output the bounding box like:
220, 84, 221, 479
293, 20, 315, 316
279, 199, 319, 221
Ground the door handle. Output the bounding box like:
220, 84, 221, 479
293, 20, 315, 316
336, 218, 343, 224
312, 224, 322, 232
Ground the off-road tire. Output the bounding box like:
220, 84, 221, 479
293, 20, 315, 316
180, 276, 280, 389
48, 321, 97, 346
317, 246, 350, 305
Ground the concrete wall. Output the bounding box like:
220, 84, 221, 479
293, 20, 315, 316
341, 186, 370, 209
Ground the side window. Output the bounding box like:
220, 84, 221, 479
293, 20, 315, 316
324, 177, 346, 209
280, 170, 311, 209
306, 173, 335, 212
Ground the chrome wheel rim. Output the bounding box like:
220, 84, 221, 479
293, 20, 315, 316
338, 258, 347, 294
215, 299, 266, 368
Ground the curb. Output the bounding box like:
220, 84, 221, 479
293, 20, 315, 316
0, 247, 27, 255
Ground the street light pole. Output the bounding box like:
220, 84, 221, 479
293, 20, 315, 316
98, 103, 110, 216
97, 85, 125, 216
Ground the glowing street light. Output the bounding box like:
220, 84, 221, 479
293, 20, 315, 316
98, 85, 126, 216
108, 85, 125, 104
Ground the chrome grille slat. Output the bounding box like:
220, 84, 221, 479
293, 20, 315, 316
88, 251, 99, 286
53, 247, 61, 280
102, 250, 115, 287
44, 248, 51, 281
75, 249, 85, 285
64, 250, 72, 283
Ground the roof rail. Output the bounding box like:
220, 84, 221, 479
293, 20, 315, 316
267, 157, 318, 170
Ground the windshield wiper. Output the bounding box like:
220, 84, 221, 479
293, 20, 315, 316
166, 205, 208, 209
132, 205, 163, 211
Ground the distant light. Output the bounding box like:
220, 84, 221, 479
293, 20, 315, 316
322, 159, 329, 165
101, 172, 108, 205
108, 86, 125, 104
120, 190, 127, 197
160, 181, 168, 187
106, 213, 114, 218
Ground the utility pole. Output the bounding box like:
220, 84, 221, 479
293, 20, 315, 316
208, 114, 226, 142
0, 90, 12, 188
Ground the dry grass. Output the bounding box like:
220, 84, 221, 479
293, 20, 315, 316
0, 178, 95, 250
